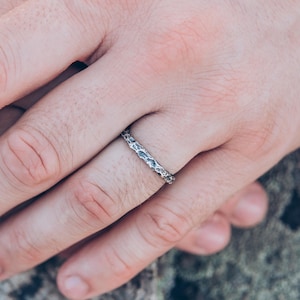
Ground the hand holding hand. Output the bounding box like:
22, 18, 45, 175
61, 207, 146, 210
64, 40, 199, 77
0, 63, 269, 297
0, 1, 298, 298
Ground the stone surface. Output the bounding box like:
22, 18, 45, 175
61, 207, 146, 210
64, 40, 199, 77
170, 150, 300, 300
0, 150, 299, 299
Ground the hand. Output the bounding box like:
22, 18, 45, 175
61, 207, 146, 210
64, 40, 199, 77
0, 1, 298, 299
1, 101, 269, 283
1, 65, 269, 296
1, 63, 269, 257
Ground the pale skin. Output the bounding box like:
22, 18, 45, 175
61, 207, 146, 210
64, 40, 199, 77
1, 63, 268, 256
1, 98, 268, 295
0, 1, 299, 299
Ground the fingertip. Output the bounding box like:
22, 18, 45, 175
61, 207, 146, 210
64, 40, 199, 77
176, 213, 231, 255
230, 182, 268, 228
57, 269, 91, 300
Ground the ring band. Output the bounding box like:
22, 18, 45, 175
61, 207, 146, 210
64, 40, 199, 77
121, 128, 175, 184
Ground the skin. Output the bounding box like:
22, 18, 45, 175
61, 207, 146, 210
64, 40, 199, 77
0, 0, 298, 298
0, 99, 268, 294
1, 63, 268, 255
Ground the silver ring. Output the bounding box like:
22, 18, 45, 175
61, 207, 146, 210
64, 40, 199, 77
121, 128, 175, 184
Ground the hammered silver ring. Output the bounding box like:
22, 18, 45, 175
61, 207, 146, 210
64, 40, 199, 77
121, 128, 175, 184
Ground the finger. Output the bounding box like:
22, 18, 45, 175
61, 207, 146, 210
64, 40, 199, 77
0, 55, 240, 276
56, 147, 270, 299
59, 214, 231, 259
175, 213, 231, 255
0, 0, 237, 213
0, 0, 108, 105
175, 182, 268, 255
0, 111, 229, 278
0, 64, 86, 221
14, 61, 87, 110
224, 182, 268, 228
0, 43, 185, 274
0, 23, 233, 214
0, 50, 150, 213
0, 5, 236, 276
0, 48, 271, 280
0, 136, 180, 277
0, 105, 271, 281
59, 212, 231, 259
60, 182, 268, 258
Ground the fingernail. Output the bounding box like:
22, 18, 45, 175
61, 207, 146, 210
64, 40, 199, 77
63, 275, 90, 299
195, 215, 227, 254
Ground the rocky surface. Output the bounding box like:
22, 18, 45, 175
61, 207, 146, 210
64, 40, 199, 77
0, 150, 299, 299
170, 150, 300, 300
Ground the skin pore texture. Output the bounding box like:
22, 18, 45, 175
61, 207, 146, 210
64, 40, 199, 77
0, 1, 298, 299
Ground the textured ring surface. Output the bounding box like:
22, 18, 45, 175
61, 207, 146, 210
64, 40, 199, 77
121, 128, 175, 184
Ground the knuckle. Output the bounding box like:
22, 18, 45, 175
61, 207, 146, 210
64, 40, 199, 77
103, 247, 134, 280
8, 228, 43, 264
1, 127, 61, 187
141, 5, 228, 75
144, 21, 200, 74
138, 204, 193, 248
61, 0, 109, 44
68, 178, 119, 228
234, 104, 283, 159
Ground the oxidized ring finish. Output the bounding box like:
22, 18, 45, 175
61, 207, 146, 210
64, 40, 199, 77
121, 128, 175, 184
